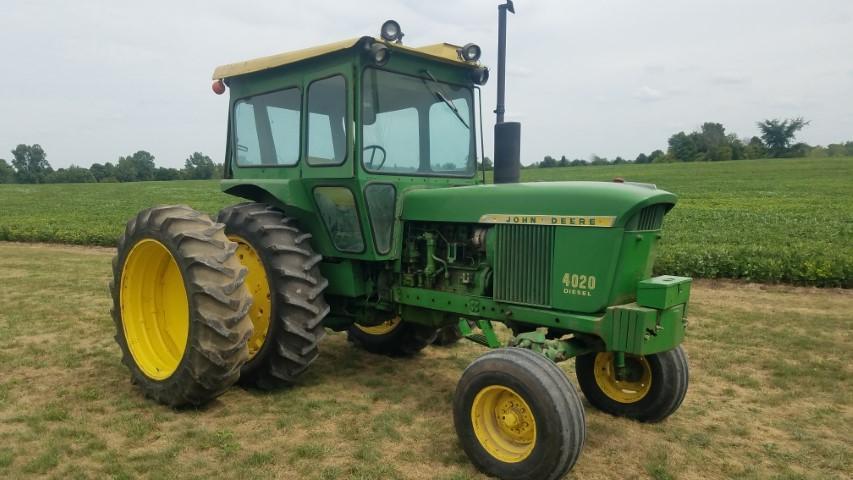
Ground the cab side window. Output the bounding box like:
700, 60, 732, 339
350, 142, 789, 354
307, 75, 347, 165
233, 87, 301, 166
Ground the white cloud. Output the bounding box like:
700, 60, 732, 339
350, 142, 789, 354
635, 86, 666, 102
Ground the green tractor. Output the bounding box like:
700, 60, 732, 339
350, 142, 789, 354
110, 8, 690, 480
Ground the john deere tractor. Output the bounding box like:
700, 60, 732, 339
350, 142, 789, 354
111, 8, 690, 479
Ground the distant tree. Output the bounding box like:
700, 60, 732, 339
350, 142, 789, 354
756, 117, 809, 157
476, 157, 493, 171
88, 161, 117, 182
46, 166, 96, 183
710, 144, 733, 162
214, 162, 226, 179
116, 151, 156, 182
727, 135, 746, 160
648, 150, 666, 163
700, 123, 727, 148
807, 146, 828, 158
635, 153, 650, 164
613, 156, 627, 164
89, 163, 110, 182
115, 159, 137, 182
183, 152, 216, 179
558, 155, 570, 167
667, 132, 699, 162
826, 142, 853, 157
103, 162, 116, 179
10, 144, 52, 183
589, 155, 609, 166
0, 159, 15, 183
826, 143, 846, 157
785, 142, 812, 158
540, 155, 558, 168
570, 158, 587, 167
744, 136, 766, 159
696, 123, 732, 161
154, 167, 182, 181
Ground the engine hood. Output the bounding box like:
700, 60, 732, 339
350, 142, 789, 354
400, 181, 677, 228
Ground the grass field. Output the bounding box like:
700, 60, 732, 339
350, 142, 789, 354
0, 157, 851, 286
0, 242, 850, 479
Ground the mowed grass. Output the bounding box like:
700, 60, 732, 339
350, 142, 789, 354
0, 242, 850, 479
0, 157, 850, 286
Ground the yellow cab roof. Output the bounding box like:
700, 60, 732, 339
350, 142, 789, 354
212, 37, 476, 80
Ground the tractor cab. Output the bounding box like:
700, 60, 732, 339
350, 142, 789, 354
213, 22, 489, 261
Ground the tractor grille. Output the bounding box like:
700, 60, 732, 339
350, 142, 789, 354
493, 224, 554, 306
633, 205, 667, 231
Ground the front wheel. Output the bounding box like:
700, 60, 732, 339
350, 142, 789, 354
453, 348, 586, 480
575, 346, 689, 422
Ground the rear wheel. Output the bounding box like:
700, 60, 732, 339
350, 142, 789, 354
110, 205, 253, 406
453, 348, 586, 480
218, 203, 330, 389
575, 346, 689, 422
347, 317, 437, 356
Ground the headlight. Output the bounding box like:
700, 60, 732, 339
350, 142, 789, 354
471, 67, 489, 85
369, 42, 390, 66
380, 20, 404, 43
458, 43, 482, 62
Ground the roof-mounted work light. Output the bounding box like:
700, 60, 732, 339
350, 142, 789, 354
380, 20, 404, 43
458, 43, 482, 62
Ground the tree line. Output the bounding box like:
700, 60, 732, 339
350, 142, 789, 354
530, 117, 853, 168
0, 145, 223, 184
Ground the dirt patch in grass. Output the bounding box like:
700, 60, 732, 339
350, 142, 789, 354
0, 243, 850, 479
0, 241, 115, 256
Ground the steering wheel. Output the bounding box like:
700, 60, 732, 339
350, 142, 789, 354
364, 145, 387, 170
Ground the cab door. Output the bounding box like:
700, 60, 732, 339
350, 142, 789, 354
300, 66, 353, 179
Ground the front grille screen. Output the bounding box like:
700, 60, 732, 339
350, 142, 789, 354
493, 224, 554, 306
634, 205, 667, 231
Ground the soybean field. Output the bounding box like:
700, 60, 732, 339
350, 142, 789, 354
0, 157, 850, 286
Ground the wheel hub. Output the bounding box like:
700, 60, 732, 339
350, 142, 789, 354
120, 239, 189, 380
229, 236, 271, 360
593, 352, 652, 403
471, 385, 537, 463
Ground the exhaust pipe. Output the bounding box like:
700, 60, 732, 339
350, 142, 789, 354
493, 0, 520, 184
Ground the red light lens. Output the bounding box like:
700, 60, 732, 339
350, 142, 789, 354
212, 79, 226, 95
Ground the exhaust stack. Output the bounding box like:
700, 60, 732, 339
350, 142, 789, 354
493, 0, 521, 184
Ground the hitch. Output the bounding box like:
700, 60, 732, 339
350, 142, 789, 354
459, 318, 501, 348
510, 330, 595, 363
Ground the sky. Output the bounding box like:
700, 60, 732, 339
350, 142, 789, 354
1, 0, 851, 169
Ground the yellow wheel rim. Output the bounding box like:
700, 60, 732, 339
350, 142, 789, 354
593, 352, 652, 403
120, 239, 189, 380
471, 385, 537, 463
229, 236, 271, 360
354, 316, 401, 335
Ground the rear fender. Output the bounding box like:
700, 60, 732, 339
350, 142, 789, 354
220, 179, 314, 214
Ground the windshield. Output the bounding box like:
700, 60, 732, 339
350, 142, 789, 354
361, 68, 475, 176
